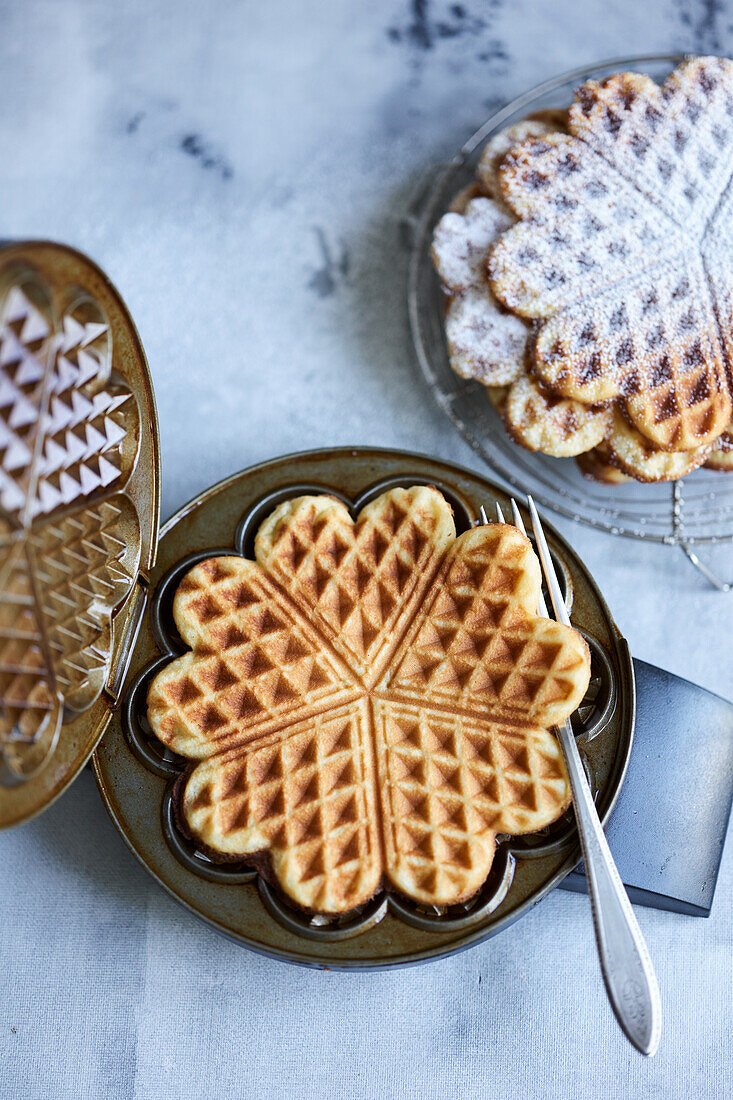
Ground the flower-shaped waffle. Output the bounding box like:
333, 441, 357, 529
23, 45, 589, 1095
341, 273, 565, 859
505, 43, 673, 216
0, 269, 140, 779
147, 487, 590, 914
490, 57, 733, 455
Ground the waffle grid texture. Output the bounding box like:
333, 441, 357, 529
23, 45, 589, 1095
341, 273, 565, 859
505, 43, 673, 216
491, 57, 733, 453
0, 277, 139, 770
431, 57, 733, 481
147, 488, 591, 914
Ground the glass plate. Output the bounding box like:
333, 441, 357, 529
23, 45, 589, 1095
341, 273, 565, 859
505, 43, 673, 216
407, 54, 733, 576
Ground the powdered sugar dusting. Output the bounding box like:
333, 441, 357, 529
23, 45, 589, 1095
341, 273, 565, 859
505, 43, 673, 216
504, 373, 611, 457
431, 192, 527, 385
431, 197, 514, 295
569, 59, 733, 235
445, 287, 526, 385
605, 409, 711, 481
491, 133, 686, 318
477, 111, 566, 198
490, 57, 733, 455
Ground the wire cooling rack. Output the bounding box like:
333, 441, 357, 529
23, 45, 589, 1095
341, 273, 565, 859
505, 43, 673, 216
406, 55, 733, 589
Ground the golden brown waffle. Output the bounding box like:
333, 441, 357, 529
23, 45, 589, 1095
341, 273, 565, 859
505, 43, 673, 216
255, 490, 456, 683
148, 555, 359, 760
477, 110, 566, 198
147, 488, 590, 913
705, 422, 733, 470
447, 182, 484, 215
0, 271, 141, 778
605, 409, 710, 482
486, 384, 510, 414
705, 450, 733, 470
504, 374, 612, 458
375, 703, 569, 904
490, 58, 733, 457
575, 444, 632, 485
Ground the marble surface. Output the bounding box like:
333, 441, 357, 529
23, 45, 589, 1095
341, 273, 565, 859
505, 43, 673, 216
1, 2, 732, 1097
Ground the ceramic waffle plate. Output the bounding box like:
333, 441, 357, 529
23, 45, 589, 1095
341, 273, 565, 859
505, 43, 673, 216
94, 448, 634, 968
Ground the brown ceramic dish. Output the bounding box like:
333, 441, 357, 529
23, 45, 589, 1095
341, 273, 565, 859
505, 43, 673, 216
94, 448, 634, 968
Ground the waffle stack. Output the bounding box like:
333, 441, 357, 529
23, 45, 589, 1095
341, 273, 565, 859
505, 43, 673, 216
431, 56, 733, 483
147, 487, 591, 914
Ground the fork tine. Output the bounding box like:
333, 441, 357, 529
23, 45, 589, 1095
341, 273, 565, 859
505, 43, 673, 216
479, 505, 489, 526
510, 497, 525, 533
511, 498, 549, 618
527, 496, 570, 627
495, 502, 505, 523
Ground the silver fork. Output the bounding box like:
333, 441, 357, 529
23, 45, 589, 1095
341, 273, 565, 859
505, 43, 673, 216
482, 497, 661, 1056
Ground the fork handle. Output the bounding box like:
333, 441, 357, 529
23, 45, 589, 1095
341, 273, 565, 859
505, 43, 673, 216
557, 721, 662, 1055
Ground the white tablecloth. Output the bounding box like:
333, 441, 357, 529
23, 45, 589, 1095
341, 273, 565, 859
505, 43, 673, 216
2, 3, 731, 1096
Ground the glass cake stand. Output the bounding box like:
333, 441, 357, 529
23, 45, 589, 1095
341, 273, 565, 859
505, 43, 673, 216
407, 54, 733, 589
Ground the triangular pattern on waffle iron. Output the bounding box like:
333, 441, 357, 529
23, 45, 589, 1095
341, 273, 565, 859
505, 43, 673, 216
490, 57, 733, 454
0, 285, 55, 518
28, 496, 140, 711
30, 313, 130, 521
147, 488, 591, 914
0, 287, 133, 525
0, 537, 62, 748
0, 275, 141, 774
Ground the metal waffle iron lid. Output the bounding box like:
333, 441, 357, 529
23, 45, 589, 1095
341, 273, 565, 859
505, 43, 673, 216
0, 241, 160, 827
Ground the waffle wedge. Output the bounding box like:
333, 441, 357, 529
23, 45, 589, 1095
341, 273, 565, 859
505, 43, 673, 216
432, 196, 527, 385
576, 444, 632, 485
504, 373, 612, 458
705, 448, 733, 471
486, 384, 510, 415
147, 487, 591, 914
704, 422, 733, 470
477, 110, 567, 198
431, 114, 568, 390
447, 182, 485, 215
605, 409, 711, 482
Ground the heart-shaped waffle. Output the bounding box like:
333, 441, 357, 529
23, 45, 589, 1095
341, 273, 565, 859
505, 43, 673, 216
490, 57, 733, 454
431, 195, 528, 386
147, 487, 591, 914
504, 373, 613, 458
